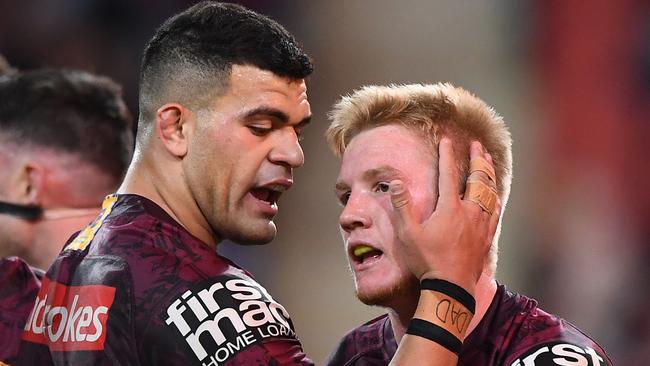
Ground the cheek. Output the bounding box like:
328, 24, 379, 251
409, 187, 437, 222
377, 199, 398, 240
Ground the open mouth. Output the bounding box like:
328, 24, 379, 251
350, 244, 383, 264
250, 184, 286, 206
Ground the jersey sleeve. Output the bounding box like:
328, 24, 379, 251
16, 254, 140, 366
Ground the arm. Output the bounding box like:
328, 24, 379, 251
389, 138, 501, 365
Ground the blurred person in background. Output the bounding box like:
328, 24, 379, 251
17, 2, 500, 365
0, 65, 133, 365
0, 68, 133, 271
324, 83, 613, 365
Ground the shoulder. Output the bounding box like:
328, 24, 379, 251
56, 193, 222, 295
503, 296, 613, 366
19, 252, 139, 365
64, 194, 186, 255
324, 314, 391, 366
0, 257, 41, 316
0, 256, 41, 298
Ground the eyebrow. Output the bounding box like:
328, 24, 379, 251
362, 165, 404, 182
334, 181, 349, 192
334, 165, 405, 192
243, 106, 312, 127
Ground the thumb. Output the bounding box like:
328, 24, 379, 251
390, 180, 416, 238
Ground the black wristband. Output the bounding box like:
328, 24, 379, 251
420, 279, 476, 314
406, 318, 462, 355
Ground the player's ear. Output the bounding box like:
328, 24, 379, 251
10, 162, 44, 205
156, 103, 192, 158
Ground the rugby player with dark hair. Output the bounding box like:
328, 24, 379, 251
325, 83, 613, 365
17, 3, 499, 365
0, 67, 133, 365
0, 68, 133, 270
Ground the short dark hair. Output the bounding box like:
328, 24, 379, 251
138, 1, 313, 124
0, 69, 134, 182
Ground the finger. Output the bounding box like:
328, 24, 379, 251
469, 141, 496, 182
485, 152, 496, 190
486, 197, 502, 244
463, 143, 497, 215
464, 179, 497, 215
483, 148, 496, 187
471, 140, 483, 160
436, 137, 460, 207
485, 151, 493, 165
390, 180, 417, 237
468, 158, 496, 184
467, 142, 495, 190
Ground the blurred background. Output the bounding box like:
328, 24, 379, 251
2, 0, 649, 363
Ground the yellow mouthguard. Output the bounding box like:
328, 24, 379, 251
353, 245, 374, 258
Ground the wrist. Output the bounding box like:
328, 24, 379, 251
407, 278, 476, 355
419, 271, 476, 297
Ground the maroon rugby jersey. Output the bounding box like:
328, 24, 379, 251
17, 194, 312, 366
325, 284, 613, 366
0, 257, 42, 365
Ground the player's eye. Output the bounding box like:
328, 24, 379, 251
248, 126, 272, 136
338, 191, 351, 206
374, 182, 390, 193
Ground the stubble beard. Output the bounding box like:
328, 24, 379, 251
355, 272, 420, 307
215, 214, 277, 245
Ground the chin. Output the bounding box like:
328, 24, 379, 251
355, 276, 419, 307
226, 221, 277, 245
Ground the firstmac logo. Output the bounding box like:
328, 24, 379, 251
22, 277, 116, 351
165, 277, 296, 364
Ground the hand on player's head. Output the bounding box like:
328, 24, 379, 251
389, 138, 501, 293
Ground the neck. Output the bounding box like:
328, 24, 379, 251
26, 211, 101, 270
118, 152, 219, 248
388, 272, 497, 342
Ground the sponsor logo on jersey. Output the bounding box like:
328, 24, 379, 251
165, 277, 296, 365
510, 341, 608, 366
22, 277, 116, 351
